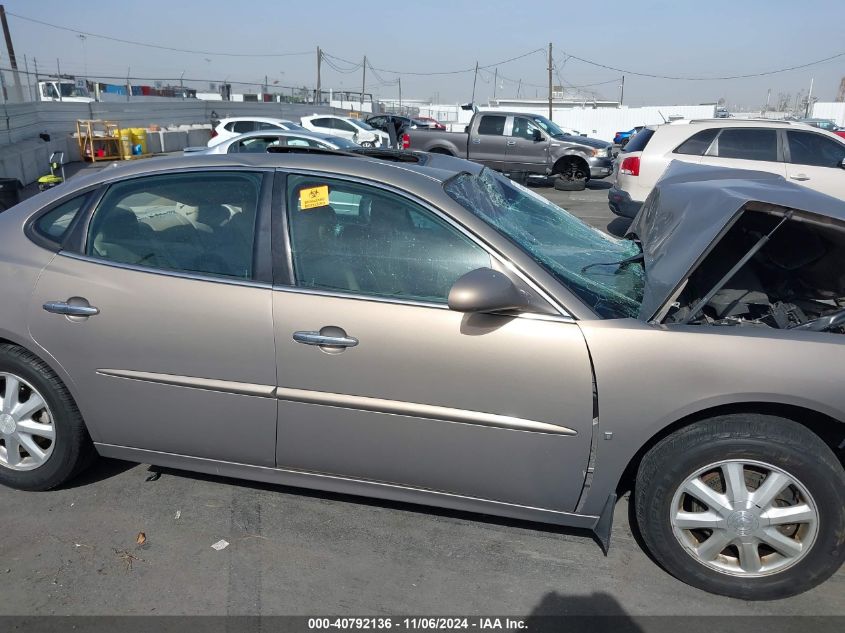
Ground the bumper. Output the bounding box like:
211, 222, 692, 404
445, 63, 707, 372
588, 156, 614, 180
608, 186, 643, 219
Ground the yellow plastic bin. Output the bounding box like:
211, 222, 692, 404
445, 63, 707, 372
115, 129, 132, 157
129, 128, 148, 155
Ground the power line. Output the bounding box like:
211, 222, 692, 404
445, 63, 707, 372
6, 11, 312, 58
326, 48, 546, 77
560, 49, 845, 81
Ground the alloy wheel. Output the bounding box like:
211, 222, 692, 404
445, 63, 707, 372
670, 459, 818, 577
0, 372, 56, 471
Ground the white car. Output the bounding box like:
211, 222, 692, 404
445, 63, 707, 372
609, 119, 845, 218
300, 114, 389, 147
187, 130, 360, 155
208, 117, 306, 147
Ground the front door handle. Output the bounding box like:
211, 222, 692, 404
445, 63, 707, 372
43, 300, 99, 317
789, 173, 810, 181
293, 330, 358, 348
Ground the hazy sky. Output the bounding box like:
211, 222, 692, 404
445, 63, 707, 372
2, 0, 843, 109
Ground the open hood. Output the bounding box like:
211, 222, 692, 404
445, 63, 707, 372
627, 162, 845, 323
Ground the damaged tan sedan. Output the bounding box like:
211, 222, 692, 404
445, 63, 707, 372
0, 153, 842, 600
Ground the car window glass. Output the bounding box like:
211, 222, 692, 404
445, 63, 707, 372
257, 122, 281, 130
511, 117, 540, 140
714, 129, 777, 161
286, 136, 325, 148
86, 172, 262, 279
229, 137, 281, 153
334, 119, 356, 132
787, 131, 845, 168
622, 128, 654, 153
311, 118, 331, 128
674, 128, 718, 155
477, 115, 506, 136
34, 195, 88, 242
224, 122, 236, 132
286, 175, 491, 303
232, 121, 256, 133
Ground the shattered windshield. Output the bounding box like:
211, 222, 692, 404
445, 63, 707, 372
444, 169, 644, 318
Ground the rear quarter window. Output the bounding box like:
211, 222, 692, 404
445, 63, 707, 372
674, 128, 719, 155
32, 194, 89, 244
622, 128, 654, 153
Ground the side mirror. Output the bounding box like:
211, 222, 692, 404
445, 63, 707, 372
448, 268, 530, 313
841, 158, 845, 170
533, 129, 544, 142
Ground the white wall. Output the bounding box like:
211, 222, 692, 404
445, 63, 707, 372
812, 102, 845, 126
414, 103, 716, 142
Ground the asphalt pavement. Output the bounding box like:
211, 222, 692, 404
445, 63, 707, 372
2, 167, 843, 618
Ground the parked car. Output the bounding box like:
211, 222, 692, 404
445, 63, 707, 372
403, 111, 613, 191
613, 126, 645, 147
414, 116, 447, 130
609, 119, 845, 218
187, 130, 359, 155
715, 106, 730, 118
366, 114, 431, 134
208, 117, 305, 146
798, 118, 845, 140
2, 153, 844, 600
300, 114, 389, 147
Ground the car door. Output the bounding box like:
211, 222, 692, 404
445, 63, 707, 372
331, 118, 359, 142
28, 169, 278, 466
271, 173, 594, 512
470, 114, 507, 170
784, 130, 845, 199
698, 127, 786, 178
505, 116, 549, 172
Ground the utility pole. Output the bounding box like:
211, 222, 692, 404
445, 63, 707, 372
764, 88, 771, 115
315, 46, 321, 105
398, 76, 402, 110
361, 55, 366, 112
471, 60, 479, 104
23, 53, 32, 101
619, 75, 625, 107
56, 58, 62, 102
493, 68, 498, 100
1, 4, 23, 102
180, 70, 185, 100
517, 78, 522, 99
805, 77, 814, 118
547, 42, 553, 119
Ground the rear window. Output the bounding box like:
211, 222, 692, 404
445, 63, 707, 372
477, 115, 506, 136
674, 128, 718, 156
622, 128, 654, 153
714, 129, 777, 162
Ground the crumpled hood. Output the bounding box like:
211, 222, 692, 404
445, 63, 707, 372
627, 161, 845, 321
554, 134, 609, 149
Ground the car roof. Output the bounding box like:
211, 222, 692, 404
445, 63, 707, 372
41, 152, 480, 200
219, 116, 296, 124
220, 129, 341, 142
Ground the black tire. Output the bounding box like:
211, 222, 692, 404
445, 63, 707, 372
0, 344, 94, 491
553, 177, 586, 191
635, 414, 845, 600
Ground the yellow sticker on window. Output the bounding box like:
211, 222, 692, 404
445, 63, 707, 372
299, 185, 330, 210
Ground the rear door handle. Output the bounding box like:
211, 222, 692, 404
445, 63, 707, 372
43, 300, 99, 317
789, 173, 810, 181
293, 330, 358, 348
506, 140, 517, 146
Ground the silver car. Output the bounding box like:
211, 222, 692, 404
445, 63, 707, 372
0, 155, 843, 600
188, 129, 360, 155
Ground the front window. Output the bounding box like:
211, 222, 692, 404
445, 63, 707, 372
444, 168, 644, 318
59, 83, 89, 98
529, 115, 567, 137
348, 119, 375, 131
286, 175, 490, 302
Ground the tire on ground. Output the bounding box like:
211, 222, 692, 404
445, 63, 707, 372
553, 157, 588, 192
634, 413, 845, 600
0, 344, 94, 491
